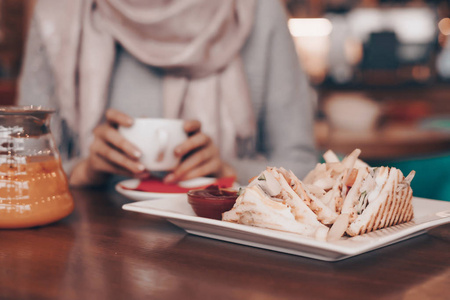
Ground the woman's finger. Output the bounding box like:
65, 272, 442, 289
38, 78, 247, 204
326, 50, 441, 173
174, 132, 211, 157
91, 154, 150, 178
105, 108, 134, 127
89, 154, 136, 178
95, 124, 142, 159
90, 138, 145, 174
167, 146, 217, 182
183, 120, 201, 135
176, 158, 222, 182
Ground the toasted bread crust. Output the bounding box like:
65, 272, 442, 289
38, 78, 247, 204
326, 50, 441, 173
346, 168, 414, 237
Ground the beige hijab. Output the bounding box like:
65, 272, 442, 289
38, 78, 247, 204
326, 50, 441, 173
34, 0, 256, 160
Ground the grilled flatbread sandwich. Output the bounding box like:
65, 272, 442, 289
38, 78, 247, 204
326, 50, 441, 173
223, 168, 329, 240
342, 166, 415, 236
222, 149, 415, 241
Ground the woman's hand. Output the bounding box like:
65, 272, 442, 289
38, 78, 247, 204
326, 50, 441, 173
163, 120, 236, 183
69, 109, 149, 186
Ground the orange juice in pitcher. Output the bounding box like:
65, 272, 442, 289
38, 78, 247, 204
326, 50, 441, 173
0, 106, 73, 228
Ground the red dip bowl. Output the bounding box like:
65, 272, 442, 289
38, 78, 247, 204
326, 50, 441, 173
187, 185, 238, 220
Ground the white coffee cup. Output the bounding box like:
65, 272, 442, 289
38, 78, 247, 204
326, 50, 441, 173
119, 118, 187, 171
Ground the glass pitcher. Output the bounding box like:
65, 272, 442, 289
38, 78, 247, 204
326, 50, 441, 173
0, 106, 74, 228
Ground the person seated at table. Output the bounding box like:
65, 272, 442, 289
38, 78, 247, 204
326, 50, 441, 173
18, 0, 317, 187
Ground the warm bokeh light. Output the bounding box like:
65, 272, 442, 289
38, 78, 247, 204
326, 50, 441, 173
411, 65, 431, 82
288, 18, 333, 84
288, 18, 333, 37
438, 18, 450, 36
344, 38, 363, 66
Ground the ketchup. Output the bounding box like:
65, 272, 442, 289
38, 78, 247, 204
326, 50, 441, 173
187, 185, 238, 220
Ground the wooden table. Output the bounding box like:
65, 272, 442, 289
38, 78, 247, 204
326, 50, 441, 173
1, 188, 450, 300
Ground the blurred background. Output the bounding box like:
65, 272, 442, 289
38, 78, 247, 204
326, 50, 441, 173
0, 0, 448, 200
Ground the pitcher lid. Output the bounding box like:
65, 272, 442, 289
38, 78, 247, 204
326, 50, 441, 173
0, 105, 55, 115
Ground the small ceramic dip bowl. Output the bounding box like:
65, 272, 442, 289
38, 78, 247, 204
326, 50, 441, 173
187, 186, 238, 220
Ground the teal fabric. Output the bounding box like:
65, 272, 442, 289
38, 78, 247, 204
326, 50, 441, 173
377, 154, 450, 201
318, 152, 450, 201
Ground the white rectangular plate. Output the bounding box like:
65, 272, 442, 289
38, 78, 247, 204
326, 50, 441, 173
122, 197, 450, 261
